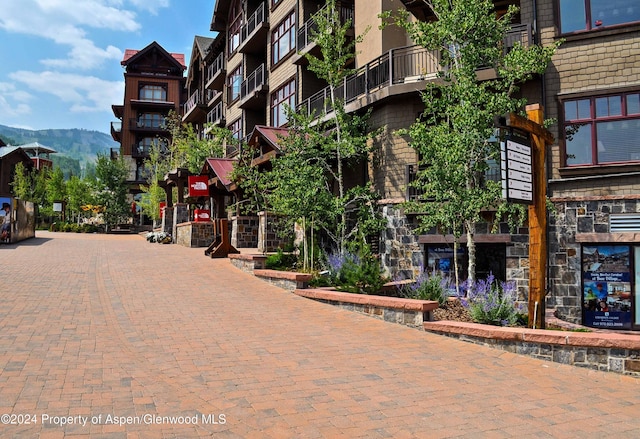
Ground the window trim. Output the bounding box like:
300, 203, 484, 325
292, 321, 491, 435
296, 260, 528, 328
561, 90, 640, 168
271, 9, 296, 66
557, 0, 640, 35
228, 64, 243, 103
271, 77, 296, 127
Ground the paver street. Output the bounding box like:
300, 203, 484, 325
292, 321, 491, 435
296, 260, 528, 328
1, 232, 639, 438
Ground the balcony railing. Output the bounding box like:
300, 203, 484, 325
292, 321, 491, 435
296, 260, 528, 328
184, 90, 202, 115
297, 2, 354, 51
298, 23, 531, 118
298, 45, 440, 117
206, 102, 225, 126
504, 23, 532, 52
110, 121, 122, 133
240, 64, 266, 101
206, 53, 225, 88
240, 2, 266, 44
129, 118, 168, 131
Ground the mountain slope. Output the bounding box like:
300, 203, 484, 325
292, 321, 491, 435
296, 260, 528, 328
0, 124, 117, 167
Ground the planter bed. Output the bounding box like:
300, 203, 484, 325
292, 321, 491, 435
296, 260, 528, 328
424, 321, 640, 376
294, 288, 439, 329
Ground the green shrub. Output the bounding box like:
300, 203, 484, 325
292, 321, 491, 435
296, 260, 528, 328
327, 245, 387, 295
265, 249, 299, 270
398, 272, 450, 306
460, 274, 524, 326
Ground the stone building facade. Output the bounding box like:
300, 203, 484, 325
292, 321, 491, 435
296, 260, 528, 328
540, 0, 640, 329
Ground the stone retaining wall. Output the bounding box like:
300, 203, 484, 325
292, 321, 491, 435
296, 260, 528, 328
424, 321, 640, 376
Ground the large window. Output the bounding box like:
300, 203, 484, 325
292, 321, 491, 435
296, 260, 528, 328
228, 0, 242, 53
564, 92, 640, 166
271, 79, 296, 127
559, 0, 640, 33
272, 11, 295, 64
228, 65, 242, 102
139, 85, 166, 102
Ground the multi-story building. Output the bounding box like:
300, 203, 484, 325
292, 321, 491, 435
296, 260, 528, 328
186, 0, 639, 330
110, 41, 187, 192
200, 0, 534, 277
540, 0, 640, 329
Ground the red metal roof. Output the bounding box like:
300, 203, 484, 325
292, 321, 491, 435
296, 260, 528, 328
203, 158, 236, 187
250, 125, 290, 150
121, 49, 186, 68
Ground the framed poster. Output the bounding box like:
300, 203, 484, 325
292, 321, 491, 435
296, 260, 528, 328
582, 245, 632, 329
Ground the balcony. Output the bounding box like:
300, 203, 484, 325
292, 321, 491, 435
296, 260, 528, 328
182, 89, 208, 123
131, 144, 151, 159
298, 22, 532, 119
239, 64, 267, 110
206, 102, 225, 128
206, 52, 226, 90
110, 148, 120, 160
239, 2, 268, 54
130, 98, 176, 110
128, 118, 169, 133
295, 2, 354, 64
207, 89, 223, 107
110, 121, 122, 142
298, 45, 441, 118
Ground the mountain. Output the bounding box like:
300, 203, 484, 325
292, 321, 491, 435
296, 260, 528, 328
0, 124, 117, 169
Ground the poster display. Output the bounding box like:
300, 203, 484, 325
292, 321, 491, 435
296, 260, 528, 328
582, 245, 632, 329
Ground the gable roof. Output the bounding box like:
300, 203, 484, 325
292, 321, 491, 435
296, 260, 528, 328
194, 36, 215, 60
202, 158, 236, 188
121, 41, 186, 69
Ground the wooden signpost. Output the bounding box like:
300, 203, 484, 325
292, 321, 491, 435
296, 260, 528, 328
497, 104, 554, 329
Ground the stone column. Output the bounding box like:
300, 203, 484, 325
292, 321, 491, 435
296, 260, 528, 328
172, 203, 190, 243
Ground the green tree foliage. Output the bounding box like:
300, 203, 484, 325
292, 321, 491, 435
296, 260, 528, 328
385, 0, 559, 284
94, 153, 130, 229
66, 175, 93, 224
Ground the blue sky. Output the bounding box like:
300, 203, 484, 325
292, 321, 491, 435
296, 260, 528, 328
0, 0, 217, 135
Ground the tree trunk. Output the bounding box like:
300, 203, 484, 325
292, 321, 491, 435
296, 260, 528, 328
466, 220, 476, 284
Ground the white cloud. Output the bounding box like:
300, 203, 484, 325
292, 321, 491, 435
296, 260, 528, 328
0, 82, 33, 118
9, 71, 124, 114
0, 0, 170, 70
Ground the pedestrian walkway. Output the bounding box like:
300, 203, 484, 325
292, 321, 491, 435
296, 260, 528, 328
1, 231, 639, 438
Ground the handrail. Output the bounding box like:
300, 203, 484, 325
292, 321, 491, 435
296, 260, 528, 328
297, 45, 440, 117
241, 2, 266, 42
297, 24, 531, 118
240, 64, 266, 100
297, 2, 354, 51
207, 102, 225, 125
184, 90, 201, 114
207, 53, 225, 83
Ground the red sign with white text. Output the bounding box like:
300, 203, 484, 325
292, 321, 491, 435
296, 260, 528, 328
188, 176, 209, 197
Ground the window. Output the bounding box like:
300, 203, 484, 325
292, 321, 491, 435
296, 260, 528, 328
228, 0, 242, 53
137, 113, 165, 129
272, 11, 295, 64
271, 79, 296, 127
559, 0, 640, 33
563, 92, 640, 166
230, 118, 243, 141
228, 65, 242, 102
139, 85, 166, 101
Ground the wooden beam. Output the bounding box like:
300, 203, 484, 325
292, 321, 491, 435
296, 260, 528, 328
505, 112, 555, 145
526, 104, 548, 329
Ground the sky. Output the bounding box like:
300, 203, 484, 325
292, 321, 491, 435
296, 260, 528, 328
0, 0, 217, 135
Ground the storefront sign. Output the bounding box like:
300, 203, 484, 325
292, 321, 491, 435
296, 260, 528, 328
582, 245, 632, 329
501, 135, 533, 204
188, 176, 209, 197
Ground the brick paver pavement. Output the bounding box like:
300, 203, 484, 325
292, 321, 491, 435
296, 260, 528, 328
1, 231, 639, 438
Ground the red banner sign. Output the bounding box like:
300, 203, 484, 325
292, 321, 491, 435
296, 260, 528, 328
188, 176, 209, 197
